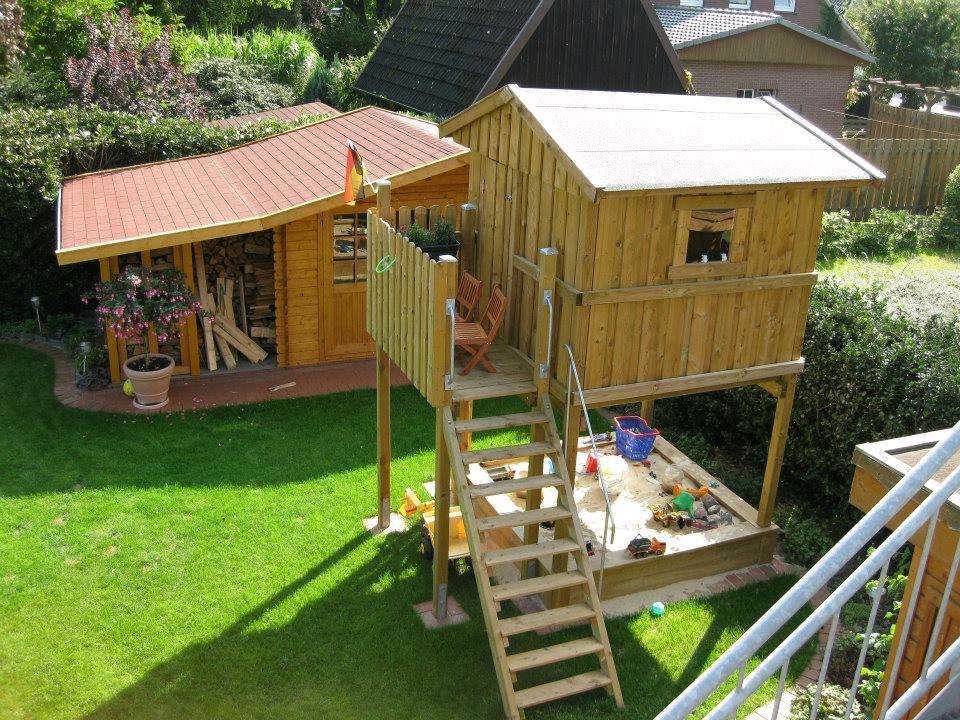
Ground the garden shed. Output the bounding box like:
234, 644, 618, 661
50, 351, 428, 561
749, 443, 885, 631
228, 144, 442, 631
55, 107, 469, 382
364, 85, 884, 717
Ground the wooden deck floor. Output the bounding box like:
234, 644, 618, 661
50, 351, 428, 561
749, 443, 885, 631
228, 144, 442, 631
451, 344, 536, 401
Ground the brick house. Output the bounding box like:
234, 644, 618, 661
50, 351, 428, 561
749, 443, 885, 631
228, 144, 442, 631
655, 5, 874, 134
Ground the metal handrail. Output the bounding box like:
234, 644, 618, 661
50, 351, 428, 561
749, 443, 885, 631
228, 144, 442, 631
445, 298, 456, 390
539, 290, 554, 380
654, 420, 960, 720
561, 343, 616, 599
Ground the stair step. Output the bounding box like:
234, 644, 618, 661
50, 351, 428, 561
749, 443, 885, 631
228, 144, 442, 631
477, 506, 571, 532
484, 539, 580, 567
499, 603, 596, 636
461, 441, 555, 465
491, 571, 588, 603
506, 637, 604, 673
515, 671, 613, 709
470, 474, 564, 498
453, 380, 537, 401
454, 411, 550, 433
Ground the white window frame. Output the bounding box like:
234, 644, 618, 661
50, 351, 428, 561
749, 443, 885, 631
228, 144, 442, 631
736, 89, 756, 98
729, 0, 751, 8
757, 88, 777, 97
774, 0, 796, 12
679, 0, 704, 7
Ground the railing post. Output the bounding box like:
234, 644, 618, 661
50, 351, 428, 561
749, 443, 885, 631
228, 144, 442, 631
430, 256, 458, 407
376, 179, 392, 224
534, 247, 558, 394
460, 203, 477, 275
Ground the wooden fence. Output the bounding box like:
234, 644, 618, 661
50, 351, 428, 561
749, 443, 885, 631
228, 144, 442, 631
366, 206, 457, 407
868, 103, 960, 140
825, 137, 960, 215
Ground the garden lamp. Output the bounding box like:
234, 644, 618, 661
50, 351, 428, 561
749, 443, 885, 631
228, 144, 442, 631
30, 296, 42, 335
78, 341, 92, 374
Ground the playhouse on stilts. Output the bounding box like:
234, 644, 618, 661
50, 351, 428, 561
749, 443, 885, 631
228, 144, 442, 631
367, 86, 884, 719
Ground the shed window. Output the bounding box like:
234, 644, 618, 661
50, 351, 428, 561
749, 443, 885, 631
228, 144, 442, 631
729, 0, 751, 8
333, 212, 368, 284
736, 89, 755, 99
774, 0, 795, 10
669, 194, 754, 281
686, 210, 734, 263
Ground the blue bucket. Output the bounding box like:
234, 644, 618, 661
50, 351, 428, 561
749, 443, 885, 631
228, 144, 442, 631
614, 415, 660, 461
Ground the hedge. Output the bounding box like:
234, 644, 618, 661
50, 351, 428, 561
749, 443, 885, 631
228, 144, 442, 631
0, 106, 308, 319
656, 280, 960, 535
819, 207, 943, 261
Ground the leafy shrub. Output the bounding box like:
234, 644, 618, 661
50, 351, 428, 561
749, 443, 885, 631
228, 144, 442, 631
0, 63, 70, 109
819, 208, 942, 261
304, 52, 369, 110
305, 6, 388, 59
775, 503, 837, 567
0, 105, 306, 319
0, 0, 25, 69
66, 8, 206, 120
657, 281, 960, 523
193, 57, 294, 119
789, 684, 864, 720
936, 164, 960, 250
174, 27, 319, 95
18, 0, 118, 71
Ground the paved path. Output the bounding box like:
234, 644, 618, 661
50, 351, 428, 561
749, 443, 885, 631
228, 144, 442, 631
21, 340, 408, 413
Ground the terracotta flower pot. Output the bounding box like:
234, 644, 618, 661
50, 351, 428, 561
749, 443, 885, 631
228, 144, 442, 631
123, 354, 174, 410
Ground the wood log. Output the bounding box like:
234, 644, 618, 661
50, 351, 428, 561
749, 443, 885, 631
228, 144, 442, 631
213, 316, 267, 363
250, 326, 276, 339
193, 246, 218, 372
212, 326, 238, 369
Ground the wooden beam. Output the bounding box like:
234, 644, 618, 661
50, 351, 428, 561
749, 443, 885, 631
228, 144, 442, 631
581, 359, 806, 408
666, 261, 748, 282
99, 258, 122, 384
511, 253, 540, 282
376, 179, 392, 220
376, 346, 392, 529
433, 407, 451, 619
193, 244, 218, 372
456, 400, 473, 452
640, 399, 655, 423
758, 378, 787, 398
579, 272, 817, 306
674, 193, 757, 210
757, 374, 798, 527
524, 419, 546, 579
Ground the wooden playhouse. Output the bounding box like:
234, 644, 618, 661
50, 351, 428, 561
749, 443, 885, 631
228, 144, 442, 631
55, 107, 469, 382
367, 86, 883, 717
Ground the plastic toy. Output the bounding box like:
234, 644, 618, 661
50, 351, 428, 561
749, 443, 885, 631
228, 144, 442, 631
672, 491, 695, 512
650, 601, 666, 618
626, 536, 666, 558
651, 502, 687, 529
122, 379, 135, 397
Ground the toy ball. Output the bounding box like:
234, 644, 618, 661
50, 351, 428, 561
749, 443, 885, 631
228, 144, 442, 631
122, 379, 135, 397
649, 601, 666, 618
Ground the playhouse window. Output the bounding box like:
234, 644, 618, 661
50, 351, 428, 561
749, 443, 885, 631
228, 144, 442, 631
333, 212, 368, 284
685, 209, 735, 263
669, 195, 753, 280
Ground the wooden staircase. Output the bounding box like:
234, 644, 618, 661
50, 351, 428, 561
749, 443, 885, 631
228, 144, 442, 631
440, 393, 624, 720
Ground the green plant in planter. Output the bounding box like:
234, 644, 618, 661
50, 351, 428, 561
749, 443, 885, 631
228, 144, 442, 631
432, 219, 457, 247
405, 223, 432, 249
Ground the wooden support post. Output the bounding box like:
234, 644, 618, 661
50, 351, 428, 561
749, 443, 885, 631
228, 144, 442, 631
757, 375, 798, 528
433, 407, 451, 620
534, 247, 558, 395
524, 422, 546, 579
640, 399, 655, 423
376, 345, 392, 529
177, 244, 201, 376
457, 400, 473, 452
460, 203, 477, 276
376, 179, 392, 223
552, 396, 582, 602
99, 258, 121, 384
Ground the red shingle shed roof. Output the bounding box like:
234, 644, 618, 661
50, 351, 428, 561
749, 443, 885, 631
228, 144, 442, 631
57, 107, 468, 265
207, 100, 338, 128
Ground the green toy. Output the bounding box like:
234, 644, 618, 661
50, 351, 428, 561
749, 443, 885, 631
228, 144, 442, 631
672, 491, 695, 512
122, 379, 135, 397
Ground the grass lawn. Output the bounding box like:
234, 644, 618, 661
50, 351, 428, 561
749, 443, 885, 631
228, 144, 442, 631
820, 248, 960, 322
0, 343, 814, 720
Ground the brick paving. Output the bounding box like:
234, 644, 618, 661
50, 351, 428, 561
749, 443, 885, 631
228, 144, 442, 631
22, 340, 408, 413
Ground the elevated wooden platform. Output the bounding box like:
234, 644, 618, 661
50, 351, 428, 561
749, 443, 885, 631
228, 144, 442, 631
451, 344, 536, 401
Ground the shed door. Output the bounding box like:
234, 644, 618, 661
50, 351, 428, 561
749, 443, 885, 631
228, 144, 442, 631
322, 211, 375, 360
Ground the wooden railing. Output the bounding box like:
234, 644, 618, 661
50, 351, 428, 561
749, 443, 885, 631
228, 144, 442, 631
366, 182, 458, 407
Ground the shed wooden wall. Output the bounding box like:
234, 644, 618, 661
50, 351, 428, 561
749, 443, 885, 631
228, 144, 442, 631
275, 164, 469, 368
677, 24, 863, 67
449, 100, 823, 396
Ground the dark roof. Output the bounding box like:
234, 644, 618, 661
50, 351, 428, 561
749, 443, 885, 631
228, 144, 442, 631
654, 5, 874, 62
355, 0, 545, 119
207, 101, 338, 128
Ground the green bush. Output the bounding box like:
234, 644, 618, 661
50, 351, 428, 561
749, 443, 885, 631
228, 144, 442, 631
789, 684, 864, 720
174, 27, 319, 95
193, 57, 295, 118
0, 63, 69, 109
307, 10, 388, 60
819, 208, 942, 261
0, 105, 308, 319
657, 281, 960, 521
303, 52, 370, 110
936, 164, 960, 250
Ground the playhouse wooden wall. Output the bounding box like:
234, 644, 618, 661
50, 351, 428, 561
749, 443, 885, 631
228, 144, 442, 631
447, 100, 824, 399
274, 164, 469, 368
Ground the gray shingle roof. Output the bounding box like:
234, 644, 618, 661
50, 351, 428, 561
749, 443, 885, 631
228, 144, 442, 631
482, 86, 884, 196
653, 4, 874, 62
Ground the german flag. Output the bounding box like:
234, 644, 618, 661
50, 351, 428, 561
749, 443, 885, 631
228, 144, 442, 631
343, 140, 368, 204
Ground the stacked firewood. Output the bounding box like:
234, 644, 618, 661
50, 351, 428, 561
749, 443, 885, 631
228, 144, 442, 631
202, 233, 277, 350
193, 242, 269, 371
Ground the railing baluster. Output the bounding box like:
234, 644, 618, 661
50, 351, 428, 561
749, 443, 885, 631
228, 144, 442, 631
879, 514, 940, 719
810, 612, 841, 720
921, 535, 960, 678
770, 660, 791, 720
845, 557, 890, 720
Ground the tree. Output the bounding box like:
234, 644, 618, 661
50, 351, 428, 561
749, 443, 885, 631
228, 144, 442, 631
847, 0, 960, 107
0, 0, 25, 69
65, 8, 206, 119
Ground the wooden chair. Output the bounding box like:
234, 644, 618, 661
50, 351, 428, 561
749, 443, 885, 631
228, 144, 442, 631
455, 286, 507, 375
455, 272, 484, 322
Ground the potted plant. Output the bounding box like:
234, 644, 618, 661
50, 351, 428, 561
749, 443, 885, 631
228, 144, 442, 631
88, 266, 204, 410
405, 220, 461, 261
